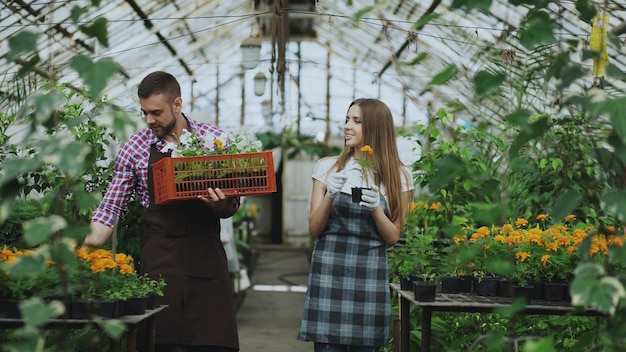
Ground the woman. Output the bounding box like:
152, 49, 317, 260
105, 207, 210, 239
298, 98, 414, 351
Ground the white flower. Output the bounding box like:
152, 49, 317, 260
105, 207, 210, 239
162, 141, 177, 154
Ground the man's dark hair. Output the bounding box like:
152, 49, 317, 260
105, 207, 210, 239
138, 71, 181, 103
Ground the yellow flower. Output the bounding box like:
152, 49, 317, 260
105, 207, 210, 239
515, 218, 528, 228
541, 254, 550, 266
536, 214, 548, 221
515, 251, 531, 262
354, 145, 376, 184
564, 214, 576, 222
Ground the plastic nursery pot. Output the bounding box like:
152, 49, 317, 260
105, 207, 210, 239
413, 281, 437, 302
351, 187, 371, 203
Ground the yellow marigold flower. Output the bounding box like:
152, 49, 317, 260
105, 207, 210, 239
249, 203, 259, 217
515, 218, 528, 228
536, 214, 548, 221
214, 139, 225, 151
429, 202, 442, 211
545, 243, 558, 251
453, 235, 465, 244
119, 264, 134, 275
541, 254, 550, 266
76, 247, 91, 261
516, 251, 531, 262
606, 226, 616, 234
501, 224, 513, 233
610, 235, 624, 247
360, 145, 373, 155
564, 214, 576, 222
90, 261, 106, 273
462, 226, 472, 232
493, 234, 506, 243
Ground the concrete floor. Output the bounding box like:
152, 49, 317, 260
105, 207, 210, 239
236, 245, 313, 352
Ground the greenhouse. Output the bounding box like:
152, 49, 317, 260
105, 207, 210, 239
1, 0, 626, 351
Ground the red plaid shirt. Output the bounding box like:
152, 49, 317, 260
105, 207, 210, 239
91, 115, 239, 227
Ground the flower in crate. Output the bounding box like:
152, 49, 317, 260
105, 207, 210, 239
163, 129, 263, 157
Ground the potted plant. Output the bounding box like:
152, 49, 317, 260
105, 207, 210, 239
351, 144, 376, 203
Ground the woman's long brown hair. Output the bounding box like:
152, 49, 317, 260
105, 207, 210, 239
332, 98, 411, 222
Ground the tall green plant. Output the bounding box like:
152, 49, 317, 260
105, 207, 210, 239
0, 2, 138, 349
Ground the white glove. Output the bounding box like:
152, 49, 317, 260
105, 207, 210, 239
359, 185, 380, 211
326, 171, 348, 199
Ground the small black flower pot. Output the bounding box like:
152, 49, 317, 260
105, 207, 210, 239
542, 282, 568, 301
399, 276, 413, 291
441, 276, 460, 293
512, 284, 534, 304
474, 277, 498, 297
457, 276, 473, 293
124, 296, 147, 315
0, 299, 20, 319
413, 281, 437, 302
351, 187, 372, 203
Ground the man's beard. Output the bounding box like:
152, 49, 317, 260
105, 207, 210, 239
153, 107, 177, 138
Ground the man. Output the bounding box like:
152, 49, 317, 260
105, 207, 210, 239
83, 71, 239, 352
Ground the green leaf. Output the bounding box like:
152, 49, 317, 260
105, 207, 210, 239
405, 52, 429, 66
353, 6, 375, 24
429, 155, 465, 190
70, 5, 88, 23
473, 69, 506, 95
575, 0, 597, 23
0, 158, 44, 188
428, 65, 458, 86
413, 13, 441, 30
605, 63, 626, 81
559, 64, 586, 90
7, 255, 46, 277
5, 31, 39, 61
509, 115, 550, 156
504, 109, 532, 133
571, 262, 626, 315
32, 91, 65, 124
79, 17, 109, 47
602, 190, 626, 222
450, 0, 492, 12
69, 55, 123, 98
20, 298, 62, 327
550, 189, 581, 221
521, 337, 557, 352
23, 215, 68, 246
35, 138, 92, 176
97, 319, 127, 339
518, 11, 557, 49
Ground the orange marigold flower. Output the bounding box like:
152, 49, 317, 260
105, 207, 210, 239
536, 214, 548, 221
515, 251, 531, 262
564, 214, 576, 222
501, 224, 513, 233
360, 145, 373, 155
429, 202, 442, 211
119, 264, 134, 275
541, 254, 550, 266
545, 243, 558, 251
515, 218, 528, 228
453, 235, 465, 244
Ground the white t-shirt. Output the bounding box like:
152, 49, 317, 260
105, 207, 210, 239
312, 156, 414, 199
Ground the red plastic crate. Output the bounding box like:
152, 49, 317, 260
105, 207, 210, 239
151, 151, 276, 204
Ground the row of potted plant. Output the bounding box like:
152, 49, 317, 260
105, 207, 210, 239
0, 246, 166, 319
392, 203, 625, 303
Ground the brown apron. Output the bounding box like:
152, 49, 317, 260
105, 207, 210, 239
141, 144, 239, 348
